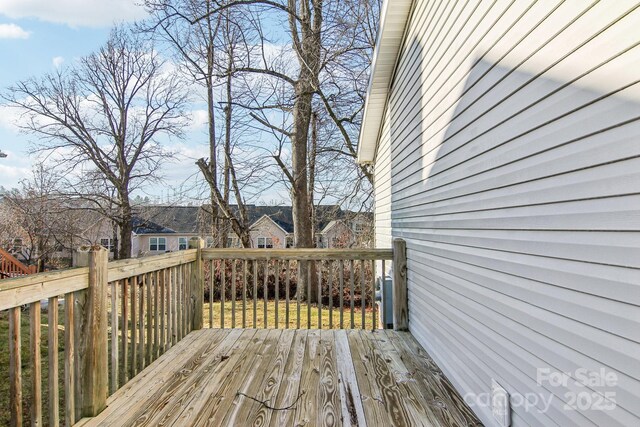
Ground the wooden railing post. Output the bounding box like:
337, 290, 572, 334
392, 238, 408, 331
73, 246, 109, 417
190, 239, 204, 331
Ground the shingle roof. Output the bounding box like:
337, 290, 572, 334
134, 206, 200, 234
130, 204, 364, 235
131, 216, 175, 234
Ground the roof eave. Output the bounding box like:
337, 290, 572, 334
356, 0, 414, 164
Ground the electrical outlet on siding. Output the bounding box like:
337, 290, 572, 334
491, 379, 511, 427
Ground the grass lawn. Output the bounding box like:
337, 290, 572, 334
0, 304, 66, 427
202, 300, 376, 330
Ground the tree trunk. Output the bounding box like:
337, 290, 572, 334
118, 200, 133, 259
206, 78, 220, 247
290, 0, 323, 304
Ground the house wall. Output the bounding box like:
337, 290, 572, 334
322, 222, 356, 248
374, 1, 640, 426
249, 217, 288, 248
134, 234, 197, 257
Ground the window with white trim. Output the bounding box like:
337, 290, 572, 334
178, 237, 188, 250
150, 237, 166, 251
257, 237, 273, 249
100, 238, 115, 253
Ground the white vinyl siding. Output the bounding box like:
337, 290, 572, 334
373, 0, 640, 426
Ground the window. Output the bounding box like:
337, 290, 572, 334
150, 237, 166, 251
226, 237, 239, 248
12, 238, 23, 252
178, 237, 188, 250
353, 222, 364, 233
100, 238, 115, 253
205, 237, 215, 248
285, 236, 294, 248
257, 237, 273, 249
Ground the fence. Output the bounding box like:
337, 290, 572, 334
0, 240, 406, 426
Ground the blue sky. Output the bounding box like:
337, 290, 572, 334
0, 1, 249, 203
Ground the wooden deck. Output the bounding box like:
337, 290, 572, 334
80, 329, 482, 426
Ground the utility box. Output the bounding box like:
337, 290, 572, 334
376, 271, 393, 329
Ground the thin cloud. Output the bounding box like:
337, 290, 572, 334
0, 0, 147, 28
0, 23, 30, 39
52, 56, 65, 68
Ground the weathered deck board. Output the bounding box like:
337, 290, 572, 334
80, 329, 482, 427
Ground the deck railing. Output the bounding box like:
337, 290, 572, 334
201, 248, 394, 330
0, 241, 407, 426
0, 247, 37, 280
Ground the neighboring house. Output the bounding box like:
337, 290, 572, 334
40, 204, 373, 258
131, 206, 201, 257
358, 1, 640, 426
316, 214, 372, 248
228, 214, 292, 249
226, 205, 371, 249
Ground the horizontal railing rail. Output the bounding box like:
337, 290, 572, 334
201, 248, 394, 260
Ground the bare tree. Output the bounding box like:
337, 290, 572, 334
3, 27, 189, 259
145, 0, 268, 248
1, 164, 88, 270
148, 0, 380, 300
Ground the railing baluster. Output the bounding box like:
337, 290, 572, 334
9, 306, 22, 427
242, 260, 247, 329
184, 263, 195, 336
221, 260, 226, 329
179, 265, 184, 339
49, 296, 60, 427
339, 260, 344, 329
350, 260, 355, 329
373, 260, 379, 331
275, 260, 279, 329
111, 281, 119, 394
146, 273, 152, 365
160, 269, 166, 354
253, 260, 258, 328
31, 301, 42, 425
64, 292, 75, 427
263, 260, 268, 329
209, 260, 213, 328
296, 261, 301, 330
361, 260, 366, 330
171, 267, 176, 343
154, 271, 159, 359
318, 260, 322, 329
231, 260, 236, 328
182, 264, 188, 337
139, 275, 146, 370
122, 278, 129, 383
131, 277, 137, 377
285, 261, 290, 329
328, 262, 333, 330
307, 261, 311, 329
165, 270, 171, 349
